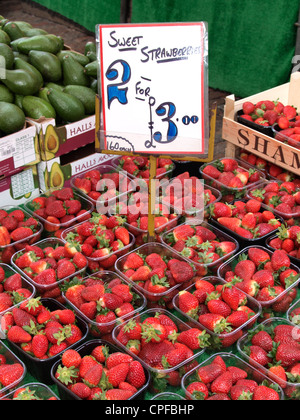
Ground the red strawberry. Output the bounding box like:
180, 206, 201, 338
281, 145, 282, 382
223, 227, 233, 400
7, 326, 32, 344
178, 291, 199, 318
253, 385, 280, 401
210, 371, 233, 394
126, 361, 146, 389
83, 364, 103, 388
32, 334, 49, 359
177, 328, 210, 350
107, 362, 130, 388
0, 363, 24, 387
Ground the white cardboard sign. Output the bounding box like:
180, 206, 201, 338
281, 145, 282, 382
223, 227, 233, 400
97, 22, 209, 157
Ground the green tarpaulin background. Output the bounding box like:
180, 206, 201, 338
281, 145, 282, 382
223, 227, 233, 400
131, 0, 300, 98
31, 0, 121, 32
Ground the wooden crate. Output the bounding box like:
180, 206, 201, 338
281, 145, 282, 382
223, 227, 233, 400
222, 72, 300, 176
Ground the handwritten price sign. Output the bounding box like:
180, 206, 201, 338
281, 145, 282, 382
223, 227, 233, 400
97, 22, 209, 157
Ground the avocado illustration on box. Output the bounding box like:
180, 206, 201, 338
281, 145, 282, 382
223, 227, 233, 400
39, 158, 71, 192
40, 124, 66, 161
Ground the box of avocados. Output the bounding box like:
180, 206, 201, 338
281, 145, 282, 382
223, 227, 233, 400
0, 121, 40, 179
32, 115, 96, 162
37, 146, 114, 192
0, 165, 40, 205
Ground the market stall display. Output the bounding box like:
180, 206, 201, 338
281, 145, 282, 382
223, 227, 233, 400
0, 8, 300, 403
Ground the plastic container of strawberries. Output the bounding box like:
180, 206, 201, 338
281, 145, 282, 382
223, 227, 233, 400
61, 219, 136, 269
161, 221, 239, 277
272, 122, 300, 150
181, 352, 285, 401
0, 206, 43, 263
159, 178, 222, 219
237, 317, 300, 400
62, 271, 147, 337
115, 242, 196, 306
247, 181, 300, 221
265, 234, 300, 267
70, 164, 136, 213
0, 263, 36, 321
217, 246, 300, 312
11, 238, 88, 294
0, 340, 27, 396
24, 188, 94, 236
172, 277, 261, 350
1, 382, 60, 400
112, 308, 207, 391
209, 199, 285, 248
111, 156, 176, 181
236, 109, 275, 137
51, 339, 151, 401
7, 298, 88, 385
199, 158, 266, 200
286, 299, 300, 326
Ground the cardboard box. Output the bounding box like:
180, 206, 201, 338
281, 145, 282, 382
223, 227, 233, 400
0, 121, 40, 179
38, 144, 114, 192
36, 115, 96, 162
222, 72, 300, 176
0, 166, 40, 206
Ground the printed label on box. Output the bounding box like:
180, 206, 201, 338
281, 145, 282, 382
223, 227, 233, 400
11, 169, 35, 199
0, 130, 36, 168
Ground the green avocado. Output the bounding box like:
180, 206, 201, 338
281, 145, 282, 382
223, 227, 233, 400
3, 21, 24, 41
47, 88, 85, 123
84, 61, 98, 78
57, 50, 89, 67
22, 96, 56, 119
29, 50, 62, 82
0, 101, 25, 134
0, 84, 14, 103
2, 69, 41, 95
0, 29, 11, 45
0, 43, 14, 69
14, 57, 44, 90
15, 34, 64, 55
64, 85, 96, 115
62, 54, 90, 87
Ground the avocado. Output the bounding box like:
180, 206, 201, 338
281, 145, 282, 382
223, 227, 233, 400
84, 41, 96, 56
22, 28, 48, 37
22, 96, 56, 120
14, 57, 44, 90
62, 54, 90, 87
0, 43, 14, 69
57, 50, 89, 67
39, 87, 50, 102
0, 101, 25, 134
12, 21, 32, 32
90, 78, 98, 93
64, 85, 96, 115
3, 21, 24, 41
84, 61, 98, 78
45, 82, 64, 92
15, 34, 64, 55
86, 50, 97, 63
47, 88, 85, 123
50, 162, 65, 189
0, 29, 11, 45
0, 84, 14, 103
29, 50, 62, 82
14, 94, 24, 109
2, 68, 41, 96
13, 51, 29, 62
44, 125, 59, 154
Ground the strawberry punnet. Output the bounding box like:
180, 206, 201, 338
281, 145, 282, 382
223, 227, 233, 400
54, 344, 146, 400
184, 354, 281, 401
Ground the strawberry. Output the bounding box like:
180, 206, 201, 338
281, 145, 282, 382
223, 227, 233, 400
71, 383, 92, 400
106, 352, 133, 370
62, 349, 82, 368
211, 371, 233, 394
271, 250, 291, 271
251, 330, 273, 352
0, 363, 24, 388
0, 227, 11, 246
186, 382, 209, 400
177, 328, 210, 350
198, 313, 232, 334
178, 291, 199, 318
57, 260, 76, 280
168, 260, 194, 283
227, 311, 249, 327
248, 248, 270, 267
32, 334, 49, 359
107, 362, 130, 387
230, 385, 253, 400
7, 326, 32, 344
102, 389, 134, 400
197, 363, 223, 384
235, 259, 256, 282
83, 364, 103, 388
276, 344, 300, 367
141, 320, 167, 344
252, 385, 280, 401
126, 361, 146, 389
249, 345, 271, 367
115, 226, 130, 246
123, 252, 144, 270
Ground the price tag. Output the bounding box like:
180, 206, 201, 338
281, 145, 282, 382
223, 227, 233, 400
97, 22, 209, 157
